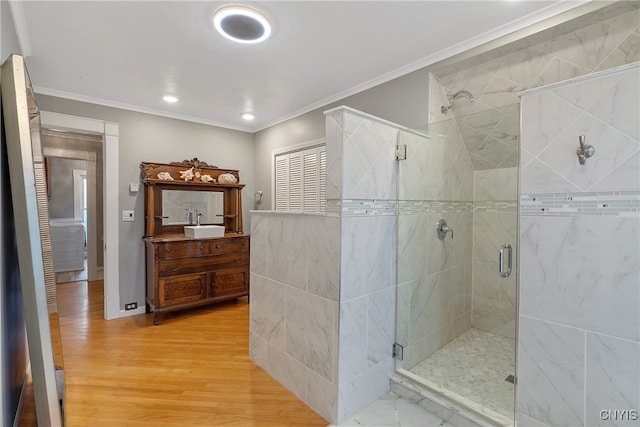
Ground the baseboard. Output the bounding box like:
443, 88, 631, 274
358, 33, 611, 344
13, 364, 31, 427
119, 305, 146, 317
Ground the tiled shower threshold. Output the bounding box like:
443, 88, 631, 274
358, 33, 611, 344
400, 328, 516, 426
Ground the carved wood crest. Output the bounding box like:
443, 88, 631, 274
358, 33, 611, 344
140, 159, 240, 184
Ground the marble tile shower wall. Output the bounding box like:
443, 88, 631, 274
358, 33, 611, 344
435, 8, 640, 119
518, 64, 639, 426
395, 111, 475, 370
472, 168, 517, 339
325, 108, 400, 422
249, 212, 340, 422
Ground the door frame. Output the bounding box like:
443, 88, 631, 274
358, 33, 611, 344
40, 111, 120, 320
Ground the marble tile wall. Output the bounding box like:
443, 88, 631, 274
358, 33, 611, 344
249, 212, 340, 422
472, 168, 518, 339
518, 64, 639, 426
434, 7, 640, 119
252, 108, 408, 424
328, 108, 401, 422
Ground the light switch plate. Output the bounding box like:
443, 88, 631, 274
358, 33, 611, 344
129, 183, 139, 193
122, 210, 135, 221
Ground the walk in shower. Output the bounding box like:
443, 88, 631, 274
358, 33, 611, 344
394, 103, 519, 426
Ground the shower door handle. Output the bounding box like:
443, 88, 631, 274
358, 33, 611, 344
499, 243, 512, 278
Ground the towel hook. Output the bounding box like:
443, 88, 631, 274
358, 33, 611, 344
576, 135, 595, 165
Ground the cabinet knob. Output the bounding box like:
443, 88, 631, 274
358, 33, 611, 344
234, 259, 242, 263
216, 244, 222, 249
165, 248, 171, 252
170, 266, 179, 272
200, 245, 204, 250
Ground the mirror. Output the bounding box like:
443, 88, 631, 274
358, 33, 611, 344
2, 55, 63, 425
162, 190, 224, 225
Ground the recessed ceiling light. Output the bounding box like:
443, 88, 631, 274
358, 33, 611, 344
242, 113, 255, 121
213, 5, 271, 44
163, 95, 178, 103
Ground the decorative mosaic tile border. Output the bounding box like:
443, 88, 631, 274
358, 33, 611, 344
474, 201, 517, 212
326, 199, 476, 216
398, 200, 474, 215
327, 192, 640, 217
326, 199, 398, 216
520, 191, 640, 217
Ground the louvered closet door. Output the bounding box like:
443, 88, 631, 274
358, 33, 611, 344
288, 151, 303, 211
275, 145, 326, 213
303, 148, 318, 212
319, 146, 326, 212
275, 154, 289, 211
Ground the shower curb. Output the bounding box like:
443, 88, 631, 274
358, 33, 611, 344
389, 373, 502, 427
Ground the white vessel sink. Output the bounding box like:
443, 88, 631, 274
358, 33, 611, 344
184, 225, 225, 239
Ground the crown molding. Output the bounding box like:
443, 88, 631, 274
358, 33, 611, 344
8, 0, 32, 56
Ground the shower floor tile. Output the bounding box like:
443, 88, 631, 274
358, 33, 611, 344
408, 328, 515, 421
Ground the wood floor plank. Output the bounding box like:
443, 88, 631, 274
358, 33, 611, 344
20, 280, 328, 426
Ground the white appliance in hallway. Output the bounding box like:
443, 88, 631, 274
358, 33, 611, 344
49, 218, 85, 272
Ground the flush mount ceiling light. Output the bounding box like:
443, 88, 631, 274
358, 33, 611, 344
242, 112, 255, 121
213, 5, 271, 44
163, 95, 178, 103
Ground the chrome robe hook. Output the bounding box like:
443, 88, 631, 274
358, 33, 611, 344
576, 135, 595, 165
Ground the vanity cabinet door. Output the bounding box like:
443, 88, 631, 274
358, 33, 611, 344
210, 268, 249, 298
159, 273, 207, 307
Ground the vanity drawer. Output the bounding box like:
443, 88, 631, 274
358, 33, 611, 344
210, 237, 249, 255
158, 252, 249, 276
158, 241, 209, 259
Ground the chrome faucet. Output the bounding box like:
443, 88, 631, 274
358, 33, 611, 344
195, 209, 202, 226
186, 209, 193, 225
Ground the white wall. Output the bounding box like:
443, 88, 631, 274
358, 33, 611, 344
35, 94, 254, 309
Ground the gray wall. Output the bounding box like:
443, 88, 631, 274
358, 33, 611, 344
253, 68, 430, 210
43, 130, 105, 267
35, 95, 254, 309
48, 157, 86, 218
1, 1, 28, 425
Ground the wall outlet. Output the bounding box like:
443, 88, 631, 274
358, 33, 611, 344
125, 302, 138, 310
122, 210, 135, 221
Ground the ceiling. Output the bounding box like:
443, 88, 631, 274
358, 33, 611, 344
12, 1, 585, 132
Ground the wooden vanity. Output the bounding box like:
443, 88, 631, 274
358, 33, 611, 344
141, 158, 249, 324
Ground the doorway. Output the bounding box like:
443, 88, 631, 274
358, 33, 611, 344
43, 129, 101, 285
40, 111, 121, 320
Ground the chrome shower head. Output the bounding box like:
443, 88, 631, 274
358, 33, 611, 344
441, 90, 475, 114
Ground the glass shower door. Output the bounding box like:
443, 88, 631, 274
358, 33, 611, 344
394, 105, 519, 426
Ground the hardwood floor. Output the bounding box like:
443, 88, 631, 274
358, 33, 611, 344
20, 280, 328, 426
